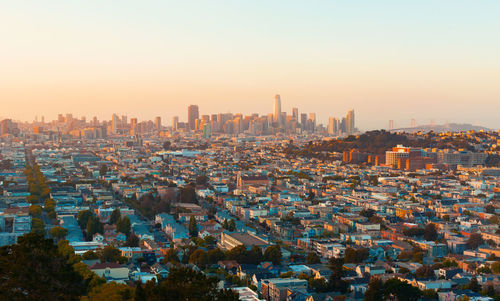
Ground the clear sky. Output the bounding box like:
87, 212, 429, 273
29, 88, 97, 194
1, 0, 499, 130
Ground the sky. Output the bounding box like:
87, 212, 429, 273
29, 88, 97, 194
1, 0, 499, 130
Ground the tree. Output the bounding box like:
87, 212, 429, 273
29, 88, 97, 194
492, 261, 500, 274
485, 205, 495, 214
0, 233, 86, 300
99, 246, 125, 263
360, 209, 376, 218
207, 248, 225, 265
86, 216, 104, 240
477, 265, 492, 274
189, 216, 198, 237
467, 277, 481, 292
424, 223, 438, 241
162, 248, 180, 264
466, 233, 484, 250
29, 205, 42, 217
116, 216, 131, 235
124, 233, 140, 247
364, 277, 384, 301
328, 257, 348, 293
145, 267, 239, 300
228, 219, 236, 231
489, 216, 499, 225
78, 210, 93, 229
189, 249, 208, 268
264, 245, 282, 265
344, 247, 369, 264
49, 226, 68, 241
99, 165, 108, 176
415, 265, 435, 279
82, 250, 99, 260
31, 217, 45, 235
109, 208, 121, 224
306, 252, 321, 264
383, 278, 422, 301
243, 245, 262, 264
86, 282, 134, 301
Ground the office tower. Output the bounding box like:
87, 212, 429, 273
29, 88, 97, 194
58, 114, 64, 123
202, 123, 211, 138
389, 120, 394, 130
41, 116, 45, 124
66, 113, 73, 123
188, 105, 199, 131
274, 94, 282, 123
328, 117, 335, 135
172, 116, 179, 131
411, 119, 416, 128
112, 114, 118, 134
346, 109, 355, 134
292, 108, 298, 121
130, 118, 138, 136
340, 117, 346, 133
309, 113, 316, 131
154, 116, 161, 132
121, 115, 127, 125
92, 116, 98, 126
300, 113, 307, 128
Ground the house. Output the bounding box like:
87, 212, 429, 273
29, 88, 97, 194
90, 262, 129, 283
261, 278, 307, 301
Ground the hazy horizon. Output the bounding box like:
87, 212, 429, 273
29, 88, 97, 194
1, 1, 499, 130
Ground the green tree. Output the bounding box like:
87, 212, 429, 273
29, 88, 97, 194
328, 257, 348, 293
248, 245, 264, 264
145, 267, 239, 300
424, 223, 438, 241
49, 226, 68, 241
86, 216, 104, 240
264, 245, 282, 265
31, 217, 45, 235
124, 233, 140, 247
109, 208, 121, 224
492, 261, 500, 274
29, 205, 42, 217
82, 250, 99, 260
364, 277, 384, 301
116, 216, 131, 235
0, 233, 86, 300
383, 278, 422, 301
306, 252, 321, 264
467, 277, 481, 292
189, 249, 208, 268
466, 233, 484, 249
86, 281, 134, 301
189, 216, 198, 237
78, 210, 93, 229
99, 246, 126, 263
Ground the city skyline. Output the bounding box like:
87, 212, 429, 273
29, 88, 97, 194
1, 1, 499, 129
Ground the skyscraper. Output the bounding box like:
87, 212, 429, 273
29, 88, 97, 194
154, 116, 161, 133
188, 105, 199, 131
328, 117, 335, 135
411, 119, 416, 128
130, 118, 138, 136
389, 120, 394, 130
112, 114, 118, 134
274, 94, 281, 123
292, 108, 298, 121
172, 116, 179, 131
346, 110, 355, 134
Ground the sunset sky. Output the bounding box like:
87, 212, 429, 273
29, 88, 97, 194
1, 1, 499, 130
